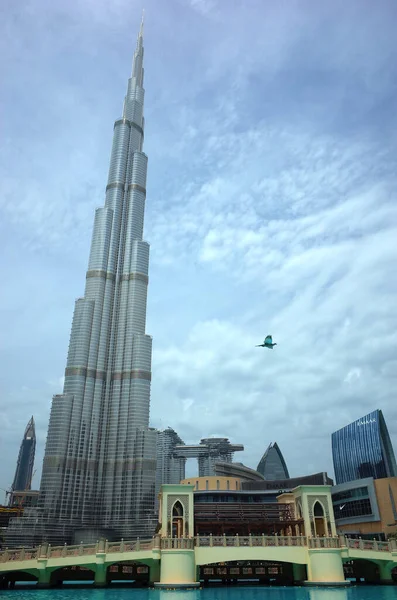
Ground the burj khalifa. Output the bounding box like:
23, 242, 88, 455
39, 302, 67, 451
38, 18, 156, 542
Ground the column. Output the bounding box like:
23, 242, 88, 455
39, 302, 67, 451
293, 562, 307, 583
95, 540, 107, 587
306, 549, 347, 586
149, 560, 160, 584
156, 548, 198, 588
378, 561, 392, 584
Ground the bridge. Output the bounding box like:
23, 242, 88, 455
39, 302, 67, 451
1, 535, 396, 588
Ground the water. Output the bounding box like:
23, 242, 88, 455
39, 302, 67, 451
1, 587, 397, 600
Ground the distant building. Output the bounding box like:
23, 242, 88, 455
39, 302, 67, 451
332, 476, 397, 540
242, 472, 334, 492
179, 476, 304, 536
332, 409, 397, 485
155, 428, 186, 506
11, 417, 36, 495
257, 442, 290, 480
8, 490, 40, 509
213, 461, 264, 482
173, 438, 244, 477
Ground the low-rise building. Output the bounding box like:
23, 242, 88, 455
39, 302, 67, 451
332, 476, 397, 540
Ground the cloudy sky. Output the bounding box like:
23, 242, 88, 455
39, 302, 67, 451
1, 0, 396, 493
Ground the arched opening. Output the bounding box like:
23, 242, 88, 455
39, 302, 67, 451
0, 571, 37, 589
343, 559, 384, 584
313, 501, 326, 537
106, 561, 150, 586
198, 560, 303, 586
172, 500, 184, 538
49, 565, 95, 586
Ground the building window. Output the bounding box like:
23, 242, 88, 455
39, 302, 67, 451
335, 498, 372, 519
236, 481, 238, 490
216, 480, 220, 490
206, 480, 209, 490
227, 480, 230, 490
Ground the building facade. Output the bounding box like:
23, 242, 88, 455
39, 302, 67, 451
214, 461, 264, 482
10, 417, 36, 494
332, 409, 397, 485
8, 20, 156, 545
332, 476, 397, 540
257, 442, 290, 480
155, 428, 186, 507
173, 438, 244, 477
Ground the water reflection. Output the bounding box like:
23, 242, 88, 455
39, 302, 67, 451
148, 591, 200, 600
147, 586, 397, 600
308, 588, 349, 600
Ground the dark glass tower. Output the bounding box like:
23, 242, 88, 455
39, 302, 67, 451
332, 409, 397, 485
257, 442, 290, 480
11, 417, 36, 493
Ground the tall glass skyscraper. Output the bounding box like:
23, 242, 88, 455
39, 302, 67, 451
332, 409, 397, 485
38, 18, 157, 541
257, 442, 290, 480
11, 417, 36, 493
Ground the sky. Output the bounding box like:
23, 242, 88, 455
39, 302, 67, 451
0, 0, 397, 494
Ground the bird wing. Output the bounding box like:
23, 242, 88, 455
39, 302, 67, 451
264, 335, 272, 344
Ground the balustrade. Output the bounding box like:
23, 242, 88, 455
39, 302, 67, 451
160, 538, 194, 550
1, 534, 395, 566
346, 537, 394, 552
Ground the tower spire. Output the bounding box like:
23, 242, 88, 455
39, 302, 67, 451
140, 9, 144, 37
131, 14, 144, 84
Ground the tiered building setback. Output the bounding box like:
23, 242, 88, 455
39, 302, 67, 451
38, 19, 156, 542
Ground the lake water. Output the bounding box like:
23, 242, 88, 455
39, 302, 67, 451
1, 586, 397, 600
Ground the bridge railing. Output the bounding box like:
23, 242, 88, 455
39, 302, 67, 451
2, 535, 396, 565
0, 548, 38, 563
0, 538, 155, 563
343, 537, 395, 552
196, 535, 308, 548
308, 537, 340, 549
161, 538, 194, 550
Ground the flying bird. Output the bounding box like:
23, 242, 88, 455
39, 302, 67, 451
256, 335, 277, 349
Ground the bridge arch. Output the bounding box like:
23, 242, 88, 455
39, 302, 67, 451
198, 559, 307, 585
0, 569, 38, 588
343, 558, 392, 583
49, 565, 95, 586
194, 545, 307, 567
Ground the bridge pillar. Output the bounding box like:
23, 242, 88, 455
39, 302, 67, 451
378, 561, 392, 584
94, 564, 107, 587
37, 544, 51, 589
37, 566, 51, 589
293, 562, 306, 584
156, 548, 198, 588
306, 549, 348, 586
95, 545, 107, 587
149, 560, 160, 584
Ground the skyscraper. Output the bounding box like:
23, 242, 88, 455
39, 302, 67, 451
173, 438, 244, 477
332, 409, 397, 485
38, 18, 157, 542
11, 417, 36, 494
155, 428, 186, 508
257, 442, 290, 480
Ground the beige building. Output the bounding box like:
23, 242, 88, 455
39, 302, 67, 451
181, 476, 241, 491
333, 476, 397, 539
